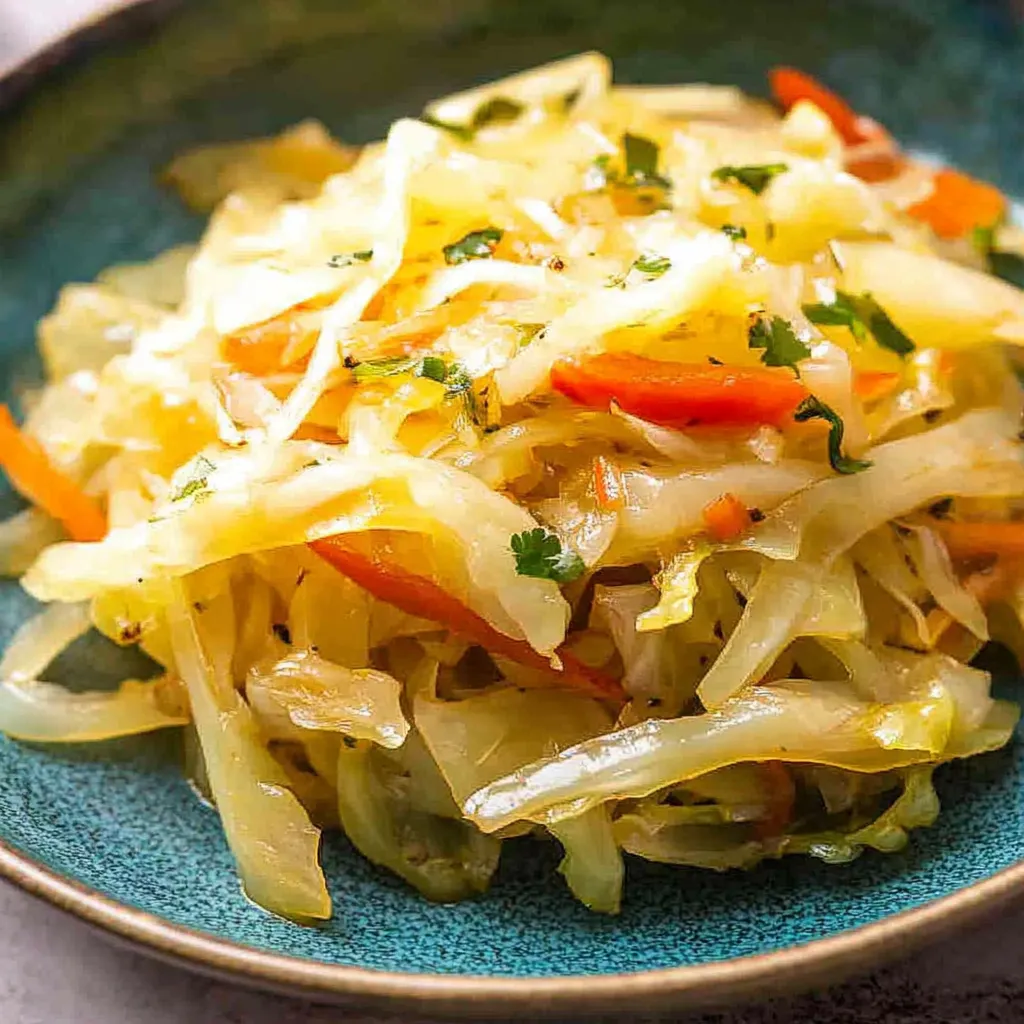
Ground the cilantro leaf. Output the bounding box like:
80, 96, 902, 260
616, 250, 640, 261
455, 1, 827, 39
793, 396, 872, 475
419, 114, 474, 141
171, 455, 216, 502
721, 223, 748, 241
803, 291, 914, 357
748, 315, 811, 373
443, 227, 503, 265
510, 528, 585, 583
711, 163, 789, 196
328, 250, 373, 268
632, 253, 671, 277
471, 96, 524, 129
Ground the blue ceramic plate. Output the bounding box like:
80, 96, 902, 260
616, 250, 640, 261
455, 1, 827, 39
1, 0, 1024, 1016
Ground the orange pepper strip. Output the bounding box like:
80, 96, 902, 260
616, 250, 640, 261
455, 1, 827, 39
934, 521, 1024, 562
702, 492, 752, 542
310, 534, 626, 702
593, 455, 625, 512
551, 355, 810, 430
0, 404, 105, 542
905, 168, 1008, 240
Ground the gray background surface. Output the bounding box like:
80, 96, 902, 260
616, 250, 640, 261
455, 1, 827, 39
1, 3, 1023, 1022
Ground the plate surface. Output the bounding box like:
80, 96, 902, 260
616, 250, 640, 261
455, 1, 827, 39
1, 0, 1024, 1015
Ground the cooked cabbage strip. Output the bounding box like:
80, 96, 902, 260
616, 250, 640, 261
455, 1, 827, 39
464, 673, 1008, 832
167, 586, 331, 922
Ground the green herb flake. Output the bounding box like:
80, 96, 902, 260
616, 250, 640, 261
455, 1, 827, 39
748, 315, 811, 373
794, 396, 872, 475
632, 253, 672, 278
721, 223, 748, 241
622, 132, 672, 188
510, 528, 586, 583
417, 355, 449, 383
514, 322, 546, 347
419, 113, 474, 142
711, 163, 789, 196
443, 226, 504, 265
972, 222, 1024, 287
171, 455, 216, 502
351, 356, 419, 381
803, 291, 915, 357
328, 250, 373, 268
471, 96, 524, 129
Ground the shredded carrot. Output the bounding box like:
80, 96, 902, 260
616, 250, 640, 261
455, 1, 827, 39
769, 67, 870, 145
853, 371, 902, 404
906, 168, 1007, 240
593, 455, 625, 511
935, 520, 1024, 561
0, 404, 105, 542
752, 761, 796, 840
222, 301, 324, 376
702, 492, 752, 542
311, 532, 626, 701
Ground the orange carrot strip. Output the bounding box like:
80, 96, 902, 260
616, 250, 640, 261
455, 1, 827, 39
0, 404, 105, 542
935, 521, 1024, 561
752, 761, 796, 840
769, 67, 870, 145
310, 533, 625, 701
906, 168, 1007, 240
702, 492, 752, 542
853, 371, 902, 404
593, 455, 625, 511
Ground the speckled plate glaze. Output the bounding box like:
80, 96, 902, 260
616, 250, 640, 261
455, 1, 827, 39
2, 0, 1024, 1016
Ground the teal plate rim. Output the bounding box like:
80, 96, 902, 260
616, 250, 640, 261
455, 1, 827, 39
3, 2, 1024, 1017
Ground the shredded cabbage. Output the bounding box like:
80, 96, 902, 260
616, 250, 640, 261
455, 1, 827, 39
2, 54, 1023, 920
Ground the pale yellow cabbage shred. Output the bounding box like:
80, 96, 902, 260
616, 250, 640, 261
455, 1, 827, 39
0, 52, 1023, 920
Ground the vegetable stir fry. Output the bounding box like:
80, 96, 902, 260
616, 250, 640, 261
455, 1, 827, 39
3, 54, 1024, 919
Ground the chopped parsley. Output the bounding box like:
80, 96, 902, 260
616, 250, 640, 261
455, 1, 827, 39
972, 223, 1024, 287
419, 113, 474, 142
748, 315, 811, 373
607, 252, 672, 288
328, 250, 373, 268
721, 223, 748, 241
510, 528, 585, 583
622, 133, 671, 188
802, 291, 915, 357
419, 96, 523, 142
711, 163, 789, 196
443, 226, 503, 265
351, 356, 419, 380
632, 253, 672, 277
514, 322, 546, 346
794, 396, 872, 475
470, 96, 524, 129
591, 134, 672, 192
417, 355, 448, 383
171, 455, 216, 502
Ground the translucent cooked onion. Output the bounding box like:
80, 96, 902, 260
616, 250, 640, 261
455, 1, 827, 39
168, 585, 331, 922
247, 648, 408, 749
0, 601, 187, 742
